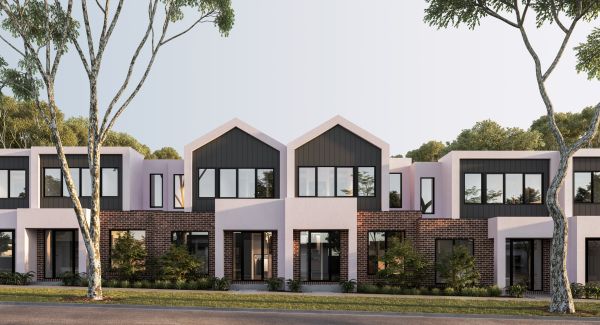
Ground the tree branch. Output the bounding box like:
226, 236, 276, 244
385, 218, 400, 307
94, 0, 105, 14
569, 103, 600, 154
160, 10, 215, 46
0, 34, 25, 57
81, 0, 97, 69
476, 1, 519, 28
72, 38, 92, 77
94, 0, 124, 74
542, 18, 578, 82
550, 0, 569, 33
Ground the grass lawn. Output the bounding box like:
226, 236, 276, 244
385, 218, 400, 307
0, 287, 598, 317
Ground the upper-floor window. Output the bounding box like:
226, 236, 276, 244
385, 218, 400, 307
0, 170, 26, 198
101, 168, 119, 197
174, 174, 184, 209
150, 174, 163, 208
389, 173, 402, 208
574, 171, 600, 203
198, 168, 274, 199
45, 167, 118, 198
420, 177, 434, 214
298, 166, 376, 198
464, 173, 543, 205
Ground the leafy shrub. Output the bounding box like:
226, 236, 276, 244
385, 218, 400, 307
443, 287, 455, 296
174, 279, 186, 290
287, 279, 302, 292
185, 280, 198, 290
339, 279, 356, 293
487, 285, 502, 297
571, 283, 585, 299
141, 280, 151, 289
402, 287, 420, 295
585, 282, 600, 299
419, 286, 429, 294
212, 277, 230, 291
436, 245, 480, 292
119, 280, 130, 288
154, 280, 168, 289
197, 277, 213, 290
59, 271, 84, 286
0, 271, 34, 285
132, 281, 143, 289
265, 277, 284, 291
357, 284, 378, 294
158, 245, 203, 282
431, 287, 441, 295
110, 232, 147, 281
507, 284, 526, 298
80, 276, 89, 287
107, 279, 119, 288
461, 287, 488, 297
377, 240, 429, 288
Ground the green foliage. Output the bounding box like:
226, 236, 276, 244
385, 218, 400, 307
265, 277, 284, 291
110, 232, 147, 281
431, 287, 441, 295
132, 281, 144, 289
584, 282, 600, 299
507, 284, 527, 298
530, 107, 600, 150
377, 240, 429, 288
460, 287, 488, 297
487, 285, 502, 297
151, 147, 182, 160
436, 245, 480, 292
287, 279, 302, 292
0, 271, 34, 285
339, 279, 357, 293
120, 280, 130, 288
158, 244, 203, 282
406, 140, 446, 162
212, 277, 230, 291
571, 282, 585, 299
59, 272, 85, 287
444, 120, 544, 153
443, 287, 455, 296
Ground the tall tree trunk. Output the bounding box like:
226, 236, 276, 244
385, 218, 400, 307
547, 153, 575, 313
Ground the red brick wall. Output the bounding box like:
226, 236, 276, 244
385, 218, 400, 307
100, 211, 215, 278
223, 231, 278, 282
292, 230, 348, 283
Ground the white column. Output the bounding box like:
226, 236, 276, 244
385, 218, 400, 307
284, 227, 294, 280
15, 228, 28, 273
215, 230, 224, 277
348, 226, 357, 281
78, 231, 87, 273
495, 235, 506, 288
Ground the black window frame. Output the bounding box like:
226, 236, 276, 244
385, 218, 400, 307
232, 231, 273, 281
0, 229, 15, 273
389, 173, 402, 209
173, 174, 184, 209
100, 167, 120, 198
434, 238, 475, 285
299, 230, 341, 282
171, 231, 210, 276
297, 166, 377, 199
573, 171, 600, 204
461, 172, 544, 206
420, 177, 435, 214
0, 169, 27, 199
43, 229, 77, 279
463, 173, 482, 204
505, 238, 544, 291
367, 230, 405, 275
149, 174, 163, 208
198, 168, 276, 199
586, 238, 600, 283
109, 229, 146, 269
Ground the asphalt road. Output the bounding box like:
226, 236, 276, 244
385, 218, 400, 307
0, 303, 599, 325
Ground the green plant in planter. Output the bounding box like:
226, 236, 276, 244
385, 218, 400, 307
287, 279, 302, 292
507, 284, 526, 298
265, 277, 284, 291
339, 279, 357, 293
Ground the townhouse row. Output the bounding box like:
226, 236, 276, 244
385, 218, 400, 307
0, 115, 599, 291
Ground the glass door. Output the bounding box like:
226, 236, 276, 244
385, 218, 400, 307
506, 239, 542, 291
45, 230, 76, 278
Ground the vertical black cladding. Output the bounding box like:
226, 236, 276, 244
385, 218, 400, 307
0, 156, 29, 209
192, 127, 281, 212
39, 154, 122, 210
295, 125, 382, 211
459, 159, 550, 218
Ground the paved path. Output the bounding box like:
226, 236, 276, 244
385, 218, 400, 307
0, 303, 599, 325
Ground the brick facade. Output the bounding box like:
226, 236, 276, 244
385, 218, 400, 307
99, 211, 215, 278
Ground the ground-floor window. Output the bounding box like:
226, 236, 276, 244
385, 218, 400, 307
45, 230, 76, 278
0, 230, 14, 273
172, 231, 209, 275
300, 231, 340, 281
587, 238, 600, 282
110, 230, 146, 269
367, 231, 405, 275
435, 238, 474, 284
506, 239, 543, 291
233, 231, 273, 280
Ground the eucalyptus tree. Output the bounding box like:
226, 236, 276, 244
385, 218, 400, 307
0, 0, 233, 300
424, 0, 600, 313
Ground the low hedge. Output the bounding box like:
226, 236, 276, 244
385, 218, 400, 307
357, 284, 502, 297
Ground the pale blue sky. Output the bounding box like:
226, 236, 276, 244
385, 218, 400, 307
6, 1, 600, 156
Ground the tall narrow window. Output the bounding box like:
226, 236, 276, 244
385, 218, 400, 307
505, 173, 523, 204
574, 172, 593, 203
233, 231, 272, 280
44, 168, 62, 197
45, 230, 76, 278
486, 174, 504, 204
0, 231, 14, 273
62, 168, 80, 197
317, 167, 335, 197
101, 168, 119, 197
220, 169, 237, 198
358, 167, 375, 197
198, 168, 215, 198
420, 177, 434, 214
587, 239, 600, 282
389, 173, 402, 208
464, 173, 482, 204
81, 168, 91, 197
174, 174, 184, 209
172, 231, 209, 275
9, 170, 26, 198
524, 174, 542, 204
0, 170, 7, 198
299, 167, 316, 197
367, 231, 404, 275
238, 169, 255, 198
594, 173, 600, 203
256, 169, 274, 198
336, 168, 353, 197
300, 231, 340, 281
150, 174, 163, 208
